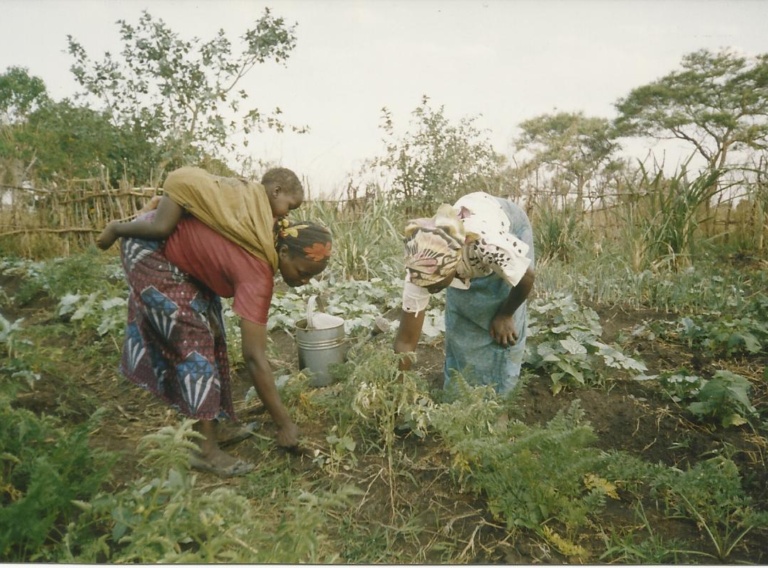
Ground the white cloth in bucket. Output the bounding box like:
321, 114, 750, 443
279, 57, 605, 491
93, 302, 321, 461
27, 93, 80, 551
306, 295, 344, 330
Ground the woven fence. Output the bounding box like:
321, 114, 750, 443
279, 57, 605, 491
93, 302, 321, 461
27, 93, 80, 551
1, 180, 765, 258
0, 179, 158, 256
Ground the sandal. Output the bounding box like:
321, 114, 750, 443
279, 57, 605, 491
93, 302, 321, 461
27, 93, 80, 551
219, 421, 261, 448
189, 454, 254, 478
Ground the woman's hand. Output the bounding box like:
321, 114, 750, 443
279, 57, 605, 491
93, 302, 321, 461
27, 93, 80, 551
241, 318, 299, 448
275, 420, 299, 448
490, 313, 519, 347
393, 309, 426, 371
490, 269, 534, 347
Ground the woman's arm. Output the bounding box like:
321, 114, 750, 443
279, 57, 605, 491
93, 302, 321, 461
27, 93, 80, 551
240, 317, 298, 447
490, 267, 535, 347
393, 309, 426, 371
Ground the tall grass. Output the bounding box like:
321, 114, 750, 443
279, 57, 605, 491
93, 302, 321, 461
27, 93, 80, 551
529, 199, 584, 263
298, 193, 405, 281
615, 164, 723, 271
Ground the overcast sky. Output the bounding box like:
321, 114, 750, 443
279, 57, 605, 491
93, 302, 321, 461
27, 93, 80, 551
2, 0, 767, 196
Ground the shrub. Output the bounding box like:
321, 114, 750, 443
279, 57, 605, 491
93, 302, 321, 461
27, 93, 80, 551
0, 395, 114, 561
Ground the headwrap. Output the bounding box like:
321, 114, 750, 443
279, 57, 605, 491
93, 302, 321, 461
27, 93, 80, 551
403, 203, 466, 287
277, 219, 333, 263
163, 167, 279, 270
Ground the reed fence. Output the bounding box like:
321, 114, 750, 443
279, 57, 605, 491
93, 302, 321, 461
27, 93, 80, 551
1, 180, 765, 258
0, 179, 158, 256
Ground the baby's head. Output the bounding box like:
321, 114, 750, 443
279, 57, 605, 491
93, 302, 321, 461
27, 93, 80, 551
262, 168, 304, 218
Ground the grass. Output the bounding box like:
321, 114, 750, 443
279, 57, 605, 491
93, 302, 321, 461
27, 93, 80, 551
537, 244, 767, 314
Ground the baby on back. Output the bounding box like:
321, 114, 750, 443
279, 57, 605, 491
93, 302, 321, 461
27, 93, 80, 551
97, 166, 304, 251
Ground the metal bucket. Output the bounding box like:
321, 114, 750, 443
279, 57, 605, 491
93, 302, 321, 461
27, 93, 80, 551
295, 297, 346, 387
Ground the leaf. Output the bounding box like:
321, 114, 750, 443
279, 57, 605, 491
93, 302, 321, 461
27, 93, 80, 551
556, 361, 584, 384
101, 297, 126, 310
723, 413, 748, 427
57, 293, 81, 316
551, 324, 573, 334
560, 338, 587, 355
584, 473, 619, 499
739, 332, 761, 354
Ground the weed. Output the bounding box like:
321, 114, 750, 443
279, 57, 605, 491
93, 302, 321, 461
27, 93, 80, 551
312, 425, 359, 475
68, 420, 355, 563
599, 501, 701, 563
651, 456, 763, 561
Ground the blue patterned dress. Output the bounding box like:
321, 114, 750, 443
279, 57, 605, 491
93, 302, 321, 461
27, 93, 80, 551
443, 196, 535, 396
119, 227, 235, 421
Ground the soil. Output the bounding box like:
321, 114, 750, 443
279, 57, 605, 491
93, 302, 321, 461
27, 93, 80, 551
4, 272, 768, 564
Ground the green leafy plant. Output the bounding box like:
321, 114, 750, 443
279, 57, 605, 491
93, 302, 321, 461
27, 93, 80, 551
341, 346, 434, 445
658, 370, 706, 403
57, 292, 127, 337
432, 398, 610, 537
69, 420, 354, 563
12, 251, 114, 305
686, 371, 758, 428
659, 369, 757, 427
311, 426, 358, 475
676, 310, 768, 357
0, 312, 24, 356
0, 399, 114, 561
526, 293, 647, 393
651, 456, 764, 561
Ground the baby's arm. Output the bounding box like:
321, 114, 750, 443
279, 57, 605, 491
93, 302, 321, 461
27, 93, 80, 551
97, 196, 184, 249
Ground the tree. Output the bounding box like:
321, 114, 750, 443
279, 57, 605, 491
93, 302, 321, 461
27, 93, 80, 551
374, 95, 505, 211
0, 67, 163, 185
66, 9, 304, 176
0, 67, 51, 185
0, 66, 49, 124
23, 100, 161, 183
614, 48, 768, 171
514, 111, 624, 207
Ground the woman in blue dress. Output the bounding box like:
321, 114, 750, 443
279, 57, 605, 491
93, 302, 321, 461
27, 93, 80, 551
393, 192, 535, 396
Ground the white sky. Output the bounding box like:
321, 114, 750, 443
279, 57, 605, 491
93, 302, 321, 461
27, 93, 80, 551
2, 0, 767, 197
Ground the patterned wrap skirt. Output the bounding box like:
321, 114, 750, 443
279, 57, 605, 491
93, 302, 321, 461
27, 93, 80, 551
444, 198, 535, 396
119, 235, 236, 421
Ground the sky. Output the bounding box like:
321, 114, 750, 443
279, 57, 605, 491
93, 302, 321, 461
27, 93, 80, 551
2, 0, 768, 197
